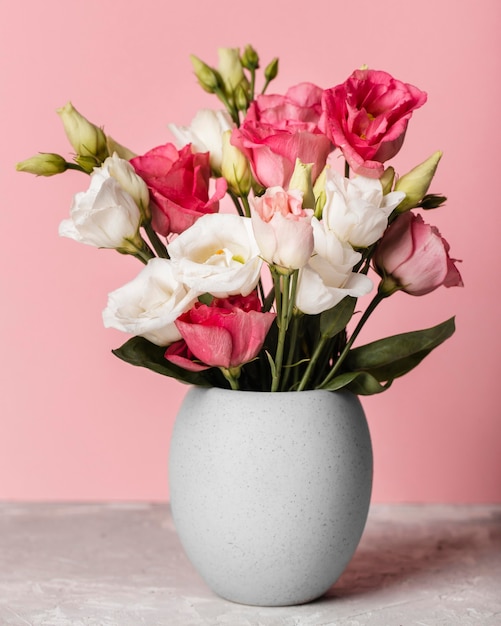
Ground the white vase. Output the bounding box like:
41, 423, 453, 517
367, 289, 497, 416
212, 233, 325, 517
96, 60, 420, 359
168, 387, 373, 606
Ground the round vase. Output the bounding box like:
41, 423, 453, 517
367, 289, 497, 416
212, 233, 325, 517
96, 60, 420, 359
168, 387, 373, 607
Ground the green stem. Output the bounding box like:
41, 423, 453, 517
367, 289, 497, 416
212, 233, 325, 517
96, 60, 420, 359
271, 270, 298, 392
281, 310, 301, 391
240, 194, 252, 218
250, 68, 256, 102
297, 329, 331, 392
215, 88, 239, 126
319, 291, 385, 388
132, 248, 153, 264
228, 190, 245, 217
261, 78, 272, 95
144, 222, 169, 258
65, 162, 89, 174
344, 160, 350, 179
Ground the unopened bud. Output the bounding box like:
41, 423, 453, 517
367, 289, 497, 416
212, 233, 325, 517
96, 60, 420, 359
106, 136, 137, 161
218, 48, 246, 96
234, 83, 249, 112
380, 166, 395, 195
395, 151, 443, 213
241, 45, 259, 70
313, 165, 328, 218
289, 159, 315, 209
57, 102, 108, 171
16, 153, 68, 176
264, 57, 279, 82
190, 55, 222, 93
221, 130, 252, 196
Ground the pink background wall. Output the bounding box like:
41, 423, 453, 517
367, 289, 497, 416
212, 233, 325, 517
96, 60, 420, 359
1, 0, 499, 503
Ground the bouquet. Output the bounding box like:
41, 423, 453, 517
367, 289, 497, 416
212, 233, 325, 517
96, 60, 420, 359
17, 45, 463, 393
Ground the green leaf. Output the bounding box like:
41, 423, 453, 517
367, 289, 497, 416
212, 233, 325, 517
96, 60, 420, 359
344, 317, 456, 382
112, 336, 213, 386
320, 296, 356, 338
320, 371, 389, 394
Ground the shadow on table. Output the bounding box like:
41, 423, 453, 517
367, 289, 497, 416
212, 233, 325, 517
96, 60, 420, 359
323, 507, 501, 600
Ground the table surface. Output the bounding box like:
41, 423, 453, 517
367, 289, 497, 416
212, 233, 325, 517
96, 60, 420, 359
0, 503, 500, 626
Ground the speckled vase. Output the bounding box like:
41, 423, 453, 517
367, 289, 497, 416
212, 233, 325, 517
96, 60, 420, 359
168, 387, 373, 607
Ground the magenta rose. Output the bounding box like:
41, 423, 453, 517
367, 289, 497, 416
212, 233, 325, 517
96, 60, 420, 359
130, 143, 227, 236
321, 69, 427, 178
374, 212, 463, 296
231, 83, 332, 188
165, 294, 276, 371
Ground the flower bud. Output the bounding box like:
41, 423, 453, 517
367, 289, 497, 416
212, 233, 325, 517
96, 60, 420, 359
394, 151, 442, 213
218, 47, 246, 96
56, 102, 108, 171
313, 165, 328, 218
379, 166, 395, 195
16, 153, 68, 176
234, 83, 249, 112
106, 136, 136, 161
264, 57, 279, 82
221, 130, 252, 196
289, 159, 315, 209
241, 45, 259, 70
190, 55, 222, 93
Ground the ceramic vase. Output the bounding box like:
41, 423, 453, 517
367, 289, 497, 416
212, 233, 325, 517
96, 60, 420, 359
169, 387, 373, 606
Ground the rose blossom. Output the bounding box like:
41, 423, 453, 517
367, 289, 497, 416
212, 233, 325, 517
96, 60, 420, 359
165, 295, 275, 371
252, 186, 314, 269
167, 213, 262, 298
102, 258, 198, 346
59, 167, 142, 252
321, 69, 427, 178
321, 168, 405, 248
130, 143, 227, 237
374, 211, 463, 296
296, 219, 373, 314
231, 83, 332, 188
168, 109, 234, 173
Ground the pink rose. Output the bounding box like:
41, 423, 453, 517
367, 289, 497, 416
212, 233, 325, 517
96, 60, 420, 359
252, 187, 314, 269
165, 294, 276, 371
130, 144, 227, 236
321, 69, 427, 178
374, 212, 463, 296
231, 83, 332, 188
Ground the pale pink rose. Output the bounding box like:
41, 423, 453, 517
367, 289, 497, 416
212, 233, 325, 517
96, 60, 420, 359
374, 212, 463, 296
252, 187, 314, 269
231, 83, 332, 188
130, 143, 227, 236
321, 69, 427, 178
165, 294, 275, 371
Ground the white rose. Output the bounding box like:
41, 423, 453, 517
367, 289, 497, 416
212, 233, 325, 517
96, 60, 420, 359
102, 258, 198, 346
296, 218, 373, 315
322, 169, 405, 248
168, 109, 233, 172
167, 213, 262, 298
59, 173, 142, 251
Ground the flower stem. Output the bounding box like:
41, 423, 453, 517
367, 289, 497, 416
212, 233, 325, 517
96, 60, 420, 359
318, 291, 385, 388
228, 190, 245, 217
240, 194, 252, 218
271, 269, 298, 392
144, 222, 169, 258
65, 162, 89, 174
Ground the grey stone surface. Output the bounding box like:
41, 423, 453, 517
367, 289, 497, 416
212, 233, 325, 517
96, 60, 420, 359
0, 503, 500, 625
